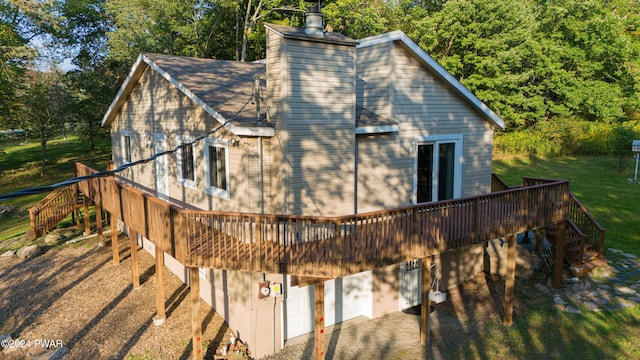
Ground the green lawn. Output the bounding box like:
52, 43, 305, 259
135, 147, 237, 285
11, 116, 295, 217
493, 155, 640, 256
0, 135, 111, 247
1, 143, 639, 359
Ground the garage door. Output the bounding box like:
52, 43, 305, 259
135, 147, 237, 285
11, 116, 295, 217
284, 271, 372, 340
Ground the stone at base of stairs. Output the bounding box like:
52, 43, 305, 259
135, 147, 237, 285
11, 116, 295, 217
570, 257, 609, 278
582, 257, 608, 272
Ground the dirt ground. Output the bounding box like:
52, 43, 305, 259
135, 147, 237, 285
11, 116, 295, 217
0, 234, 233, 360
0, 233, 536, 360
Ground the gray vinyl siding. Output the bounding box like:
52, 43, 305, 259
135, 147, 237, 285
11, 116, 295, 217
355, 42, 493, 213
277, 36, 356, 216
390, 43, 493, 198
356, 42, 392, 118
265, 30, 287, 214
110, 68, 261, 213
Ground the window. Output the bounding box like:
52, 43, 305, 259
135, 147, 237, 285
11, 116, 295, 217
121, 130, 132, 164
413, 134, 463, 204
204, 138, 230, 200
177, 135, 197, 189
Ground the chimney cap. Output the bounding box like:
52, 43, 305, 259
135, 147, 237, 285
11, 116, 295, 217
304, 9, 324, 36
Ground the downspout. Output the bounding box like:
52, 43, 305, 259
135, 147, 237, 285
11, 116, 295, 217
259, 137, 264, 214
255, 75, 272, 354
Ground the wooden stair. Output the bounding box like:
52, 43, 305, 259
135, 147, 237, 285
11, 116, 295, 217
580, 250, 608, 273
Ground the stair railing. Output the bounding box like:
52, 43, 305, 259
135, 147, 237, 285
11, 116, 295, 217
28, 185, 78, 239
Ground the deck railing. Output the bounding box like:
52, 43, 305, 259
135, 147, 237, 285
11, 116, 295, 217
28, 185, 78, 239
70, 163, 572, 278
523, 177, 605, 258
491, 173, 511, 192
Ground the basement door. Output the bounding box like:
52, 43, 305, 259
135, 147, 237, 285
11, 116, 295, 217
414, 135, 463, 204
399, 258, 422, 309
154, 134, 169, 201
284, 272, 372, 340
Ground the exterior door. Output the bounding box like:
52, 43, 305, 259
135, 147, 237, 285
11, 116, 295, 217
154, 134, 169, 200
414, 135, 462, 204
399, 259, 422, 309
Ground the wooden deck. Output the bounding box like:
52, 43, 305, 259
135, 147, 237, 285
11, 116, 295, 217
69, 162, 572, 279
26, 163, 608, 360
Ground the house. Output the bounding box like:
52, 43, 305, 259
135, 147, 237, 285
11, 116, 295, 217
99, 10, 508, 358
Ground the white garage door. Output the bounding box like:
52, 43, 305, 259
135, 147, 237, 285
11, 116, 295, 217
284, 271, 372, 340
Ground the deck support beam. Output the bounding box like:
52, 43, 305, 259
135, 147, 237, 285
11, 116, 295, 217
554, 220, 567, 289
130, 229, 140, 289
503, 234, 517, 326
189, 267, 203, 360
420, 256, 432, 347
110, 215, 120, 265
83, 195, 91, 236
314, 281, 325, 360
154, 245, 166, 326
96, 204, 104, 247
111, 214, 120, 265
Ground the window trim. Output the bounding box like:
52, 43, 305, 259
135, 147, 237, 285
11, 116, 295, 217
120, 130, 132, 165
176, 135, 197, 190
204, 138, 230, 200
412, 134, 463, 204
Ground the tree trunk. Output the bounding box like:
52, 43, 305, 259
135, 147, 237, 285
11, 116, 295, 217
240, 0, 264, 62
88, 118, 95, 151
40, 134, 47, 178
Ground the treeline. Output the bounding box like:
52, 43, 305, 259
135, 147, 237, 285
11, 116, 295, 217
1, 1, 639, 158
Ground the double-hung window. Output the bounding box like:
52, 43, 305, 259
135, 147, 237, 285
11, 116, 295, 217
177, 135, 197, 189
121, 130, 132, 165
204, 138, 230, 200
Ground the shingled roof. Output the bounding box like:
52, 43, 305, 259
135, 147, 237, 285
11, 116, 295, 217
101, 53, 274, 137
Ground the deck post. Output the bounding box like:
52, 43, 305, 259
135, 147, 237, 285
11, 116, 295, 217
503, 234, 517, 326
110, 215, 120, 265
130, 229, 140, 289
96, 204, 104, 247
314, 281, 325, 360
189, 267, 203, 360
554, 221, 566, 289
154, 245, 166, 326
421, 255, 431, 347
83, 195, 91, 236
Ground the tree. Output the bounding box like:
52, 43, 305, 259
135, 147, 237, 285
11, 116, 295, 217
66, 59, 125, 150
414, 0, 545, 127
105, 0, 240, 63
411, 0, 640, 127
0, 1, 37, 122
322, 0, 389, 39
533, 0, 640, 123
17, 70, 67, 177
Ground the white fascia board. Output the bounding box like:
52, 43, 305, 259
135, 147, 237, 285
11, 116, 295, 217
355, 124, 400, 135
357, 31, 507, 130
101, 54, 147, 128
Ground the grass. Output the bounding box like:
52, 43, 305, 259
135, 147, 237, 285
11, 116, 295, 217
488, 154, 640, 360
0, 134, 111, 247
493, 154, 640, 255
1, 138, 639, 359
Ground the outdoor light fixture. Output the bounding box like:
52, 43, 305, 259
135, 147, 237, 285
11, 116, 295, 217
632, 140, 640, 183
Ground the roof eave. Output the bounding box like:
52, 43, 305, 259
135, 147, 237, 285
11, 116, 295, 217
101, 54, 148, 128
355, 125, 400, 135
357, 31, 507, 130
